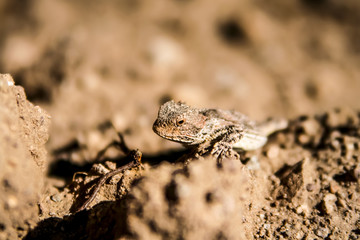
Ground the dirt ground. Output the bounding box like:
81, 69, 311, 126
0, 0, 360, 239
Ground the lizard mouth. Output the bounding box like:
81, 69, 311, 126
156, 133, 194, 144
152, 122, 195, 144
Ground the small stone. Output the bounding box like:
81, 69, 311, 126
329, 131, 341, 149
91, 163, 110, 175
104, 161, 117, 170
337, 198, 347, 208
295, 205, 302, 214
298, 134, 311, 145
301, 118, 320, 136
315, 227, 329, 238
263, 223, 270, 230
321, 193, 337, 214
0, 74, 15, 92
50, 194, 63, 203
295, 204, 309, 216
329, 181, 340, 194
306, 183, 315, 192
266, 145, 279, 159
295, 231, 304, 239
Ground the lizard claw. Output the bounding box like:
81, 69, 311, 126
211, 142, 240, 163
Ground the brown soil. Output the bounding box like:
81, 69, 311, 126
1, 1, 360, 239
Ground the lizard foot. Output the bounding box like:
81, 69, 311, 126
175, 145, 209, 164
211, 142, 240, 164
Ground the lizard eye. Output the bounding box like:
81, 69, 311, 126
176, 119, 185, 126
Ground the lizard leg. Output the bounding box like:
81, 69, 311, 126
175, 142, 211, 164
210, 127, 242, 163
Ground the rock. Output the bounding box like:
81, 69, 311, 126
276, 159, 307, 200
302, 118, 321, 136
320, 193, 337, 215
50, 194, 63, 203
296, 118, 323, 146
315, 227, 329, 238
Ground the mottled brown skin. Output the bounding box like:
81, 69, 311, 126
153, 100, 287, 163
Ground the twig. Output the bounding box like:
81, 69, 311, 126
75, 133, 142, 212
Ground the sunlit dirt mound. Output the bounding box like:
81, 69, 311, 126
0, 74, 50, 239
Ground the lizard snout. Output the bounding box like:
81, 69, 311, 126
152, 119, 167, 136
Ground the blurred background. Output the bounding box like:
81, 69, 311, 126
1, 0, 360, 155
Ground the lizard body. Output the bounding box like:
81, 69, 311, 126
153, 100, 287, 163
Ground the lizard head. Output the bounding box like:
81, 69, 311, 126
153, 100, 207, 145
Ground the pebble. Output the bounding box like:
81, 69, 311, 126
301, 118, 320, 136
330, 131, 341, 149
295, 231, 304, 239
104, 161, 117, 170
321, 193, 337, 214
50, 194, 63, 202
329, 181, 340, 194
297, 134, 311, 145
266, 145, 279, 159
295, 204, 309, 216
306, 183, 315, 192
315, 227, 329, 238
0, 74, 15, 91
337, 198, 347, 208
263, 223, 270, 230
92, 163, 110, 175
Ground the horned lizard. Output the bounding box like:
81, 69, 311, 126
153, 100, 287, 163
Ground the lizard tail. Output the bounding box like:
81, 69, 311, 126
257, 118, 288, 136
